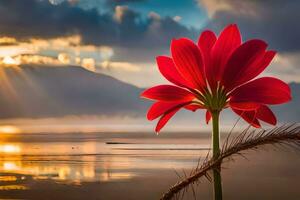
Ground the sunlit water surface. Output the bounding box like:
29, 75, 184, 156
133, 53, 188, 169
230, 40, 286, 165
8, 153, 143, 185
0, 132, 299, 200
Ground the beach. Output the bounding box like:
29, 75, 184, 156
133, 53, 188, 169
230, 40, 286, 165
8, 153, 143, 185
0, 132, 299, 200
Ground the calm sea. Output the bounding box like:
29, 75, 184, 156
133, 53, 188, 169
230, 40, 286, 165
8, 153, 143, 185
0, 132, 299, 200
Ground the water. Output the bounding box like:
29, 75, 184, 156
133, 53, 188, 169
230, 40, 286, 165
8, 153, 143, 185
0, 132, 299, 200
0, 132, 209, 199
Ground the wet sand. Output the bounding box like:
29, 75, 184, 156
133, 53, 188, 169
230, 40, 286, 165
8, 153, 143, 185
0, 132, 299, 200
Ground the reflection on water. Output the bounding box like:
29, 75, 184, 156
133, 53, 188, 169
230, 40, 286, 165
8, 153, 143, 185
0, 125, 21, 134
0, 184, 28, 190
0, 175, 18, 181
0, 144, 20, 154
0, 133, 299, 199
0, 133, 208, 191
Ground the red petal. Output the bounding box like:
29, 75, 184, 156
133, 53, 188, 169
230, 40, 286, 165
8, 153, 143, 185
222, 39, 268, 90
141, 85, 195, 101
206, 110, 211, 124
156, 56, 191, 88
184, 104, 205, 112
155, 108, 180, 133
198, 30, 217, 88
147, 101, 190, 120
236, 51, 276, 88
171, 38, 206, 90
256, 105, 277, 125
230, 77, 291, 105
210, 24, 241, 89
229, 102, 260, 111
232, 108, 261, 128
198, 30, 216, 52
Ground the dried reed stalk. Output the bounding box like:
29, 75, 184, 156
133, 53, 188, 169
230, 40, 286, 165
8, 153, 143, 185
160, 124, 300, 200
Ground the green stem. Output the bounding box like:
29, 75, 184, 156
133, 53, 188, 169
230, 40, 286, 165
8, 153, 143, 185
211, 111, 223, 200
212, 111, 220, 158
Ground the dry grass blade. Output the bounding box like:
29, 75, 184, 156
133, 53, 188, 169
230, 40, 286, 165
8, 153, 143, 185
160, 124, 300, 200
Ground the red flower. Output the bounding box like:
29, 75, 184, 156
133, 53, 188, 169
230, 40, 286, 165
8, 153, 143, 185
141, 24, 291, 133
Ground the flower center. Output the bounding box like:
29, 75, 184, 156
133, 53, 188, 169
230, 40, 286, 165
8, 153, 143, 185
202, 85, 228, 112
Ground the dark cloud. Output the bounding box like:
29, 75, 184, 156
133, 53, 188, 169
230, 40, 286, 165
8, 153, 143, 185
0, 0, 196, 62
200, 0, 300, 53
0, 0, 116, 43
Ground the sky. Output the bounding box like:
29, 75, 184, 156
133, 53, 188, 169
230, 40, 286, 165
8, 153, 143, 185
0, 0, 299, 87
0, 0, 298, 131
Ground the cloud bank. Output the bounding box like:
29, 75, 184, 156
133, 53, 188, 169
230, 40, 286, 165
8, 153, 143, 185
199, 0, 300, 53
0, 0, 196, 62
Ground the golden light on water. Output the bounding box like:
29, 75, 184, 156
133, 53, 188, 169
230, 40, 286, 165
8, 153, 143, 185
0, 185, 28, 190
0, 141, 147, 189
3, 162, 20, 171
0, 37, 17, 44
0, 145, 21, 154
0, 176, 17, 182
58, 167, 71, 180
0, 155, 136, 183
0, 126, 21, 134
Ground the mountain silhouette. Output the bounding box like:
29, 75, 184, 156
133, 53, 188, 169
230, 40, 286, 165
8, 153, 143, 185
0, 65, 148, 118
0, 65, 298, 123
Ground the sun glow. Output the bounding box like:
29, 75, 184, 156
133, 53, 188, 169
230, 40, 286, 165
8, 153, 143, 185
0, 36, 119, 74
2, 56, 20, 66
